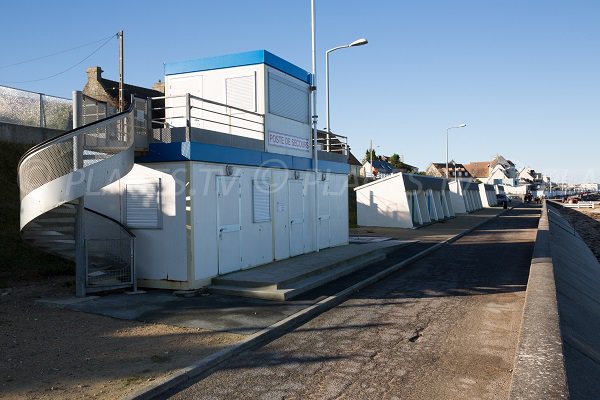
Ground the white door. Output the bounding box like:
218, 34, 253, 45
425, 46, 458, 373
217, 176, 242, 274
318, 180, 331, 249
289, 180, 305, 257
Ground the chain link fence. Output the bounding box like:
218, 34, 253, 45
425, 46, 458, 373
0, 85, 72, 130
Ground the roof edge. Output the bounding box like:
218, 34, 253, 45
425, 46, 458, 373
164, 50, 311, 84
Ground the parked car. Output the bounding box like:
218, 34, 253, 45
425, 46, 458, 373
564, 196, 580, 204
496, 194, 511, 203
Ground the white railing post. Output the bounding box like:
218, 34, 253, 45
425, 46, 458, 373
185, 93, 191, 141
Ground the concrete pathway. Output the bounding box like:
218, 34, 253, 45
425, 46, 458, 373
167, 205, 540, 399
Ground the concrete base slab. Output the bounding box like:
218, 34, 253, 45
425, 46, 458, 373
62, 290, 314, 335
37, 295, 100, 306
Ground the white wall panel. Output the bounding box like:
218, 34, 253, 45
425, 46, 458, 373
86, 163, 188, 283
272, 169, 291, 260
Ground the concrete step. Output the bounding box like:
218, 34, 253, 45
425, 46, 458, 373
209, 248, 392, 301
211, 243, 403, 291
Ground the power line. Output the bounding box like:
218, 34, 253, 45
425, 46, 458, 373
0, 33, 118, 84
0, 33, 118, 70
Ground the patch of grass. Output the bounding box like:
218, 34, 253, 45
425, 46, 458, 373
0, 142, 74, 287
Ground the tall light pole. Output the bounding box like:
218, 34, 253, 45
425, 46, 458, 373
311, 0, 319, 252
445, 124, 467, 179
325, 38, 368, 132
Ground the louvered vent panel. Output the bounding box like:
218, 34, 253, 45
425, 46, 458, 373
125, 181, 161, 228
268, 73, 309, 123
253, 180, 271, 223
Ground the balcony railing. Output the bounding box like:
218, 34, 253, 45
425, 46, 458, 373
317, 130, 348, 155
147, 93, 348, 157
149, 94, 265, 143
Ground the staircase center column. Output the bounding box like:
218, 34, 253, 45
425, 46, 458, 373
73, 91, 87, 297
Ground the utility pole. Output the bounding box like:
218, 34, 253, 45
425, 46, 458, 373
370, 139, 373, 177
119, 30, 124, 112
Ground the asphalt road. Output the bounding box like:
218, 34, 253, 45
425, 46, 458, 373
167, 205, 541, 400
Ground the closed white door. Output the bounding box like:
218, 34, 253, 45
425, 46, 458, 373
288, 180, 305, 257
217, 176, 242, 274
318, 180, 331, 249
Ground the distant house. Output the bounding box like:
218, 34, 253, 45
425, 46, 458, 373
361, 159, 395, 179
488, 155, 518, 186
395, 162, 419, 174
463, 161, 490, 182
425, 162, 473, 181
377, 155, 418, 174
83, 66, 163, 109
518, 167, 544, 184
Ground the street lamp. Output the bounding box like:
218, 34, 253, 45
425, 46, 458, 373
445, 124, 467, 179
325, 38, 368, 132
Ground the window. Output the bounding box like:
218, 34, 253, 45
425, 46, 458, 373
268, 72, 309, 123
125, 180, 161, 228
253, 180, 271, 223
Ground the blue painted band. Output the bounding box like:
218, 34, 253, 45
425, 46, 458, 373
136, 142, 349, 174
165, 50, 312, 84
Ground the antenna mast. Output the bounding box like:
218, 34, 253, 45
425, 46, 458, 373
119, 31, 124, 112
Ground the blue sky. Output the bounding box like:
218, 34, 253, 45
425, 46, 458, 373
2, 1, 599, 183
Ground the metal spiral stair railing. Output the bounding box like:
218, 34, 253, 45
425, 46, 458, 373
18, 102, 138, 292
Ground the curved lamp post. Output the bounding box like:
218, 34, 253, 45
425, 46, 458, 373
445, 123, 467, 179
325, 38, 368, 132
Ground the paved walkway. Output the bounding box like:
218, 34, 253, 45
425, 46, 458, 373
32, 205, 513, 399
167, 204, 541, 399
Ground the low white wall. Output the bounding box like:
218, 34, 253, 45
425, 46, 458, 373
356, 173, 452, 228
450, 181, 483, 214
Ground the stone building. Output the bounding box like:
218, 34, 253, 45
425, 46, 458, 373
82, 66, 163, 108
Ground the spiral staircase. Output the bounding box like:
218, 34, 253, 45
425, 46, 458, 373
18, 99, 145, 295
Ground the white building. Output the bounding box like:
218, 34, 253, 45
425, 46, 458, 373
19, 50, 350, 293
479, 183, 498, 207
448, 180, 483, 214
355, 174, 454, 229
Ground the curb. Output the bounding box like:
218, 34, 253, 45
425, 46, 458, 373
508, 201, 568, 399
126, 207, 510, 400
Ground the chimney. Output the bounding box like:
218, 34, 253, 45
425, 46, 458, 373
152, 79, 165, 94
87, 66, 104, 82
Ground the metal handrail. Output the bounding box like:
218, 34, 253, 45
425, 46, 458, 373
316, 131, 349, 154
18, 101, 134, 171
149, 93, 265, 141
18, 101, 135, 200
151, 94, 263, 118
156, 115, 265, 135
84, 206, 136, 238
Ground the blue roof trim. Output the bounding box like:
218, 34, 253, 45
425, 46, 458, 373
164, 50, 311, 84
136, 142, 348, 174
